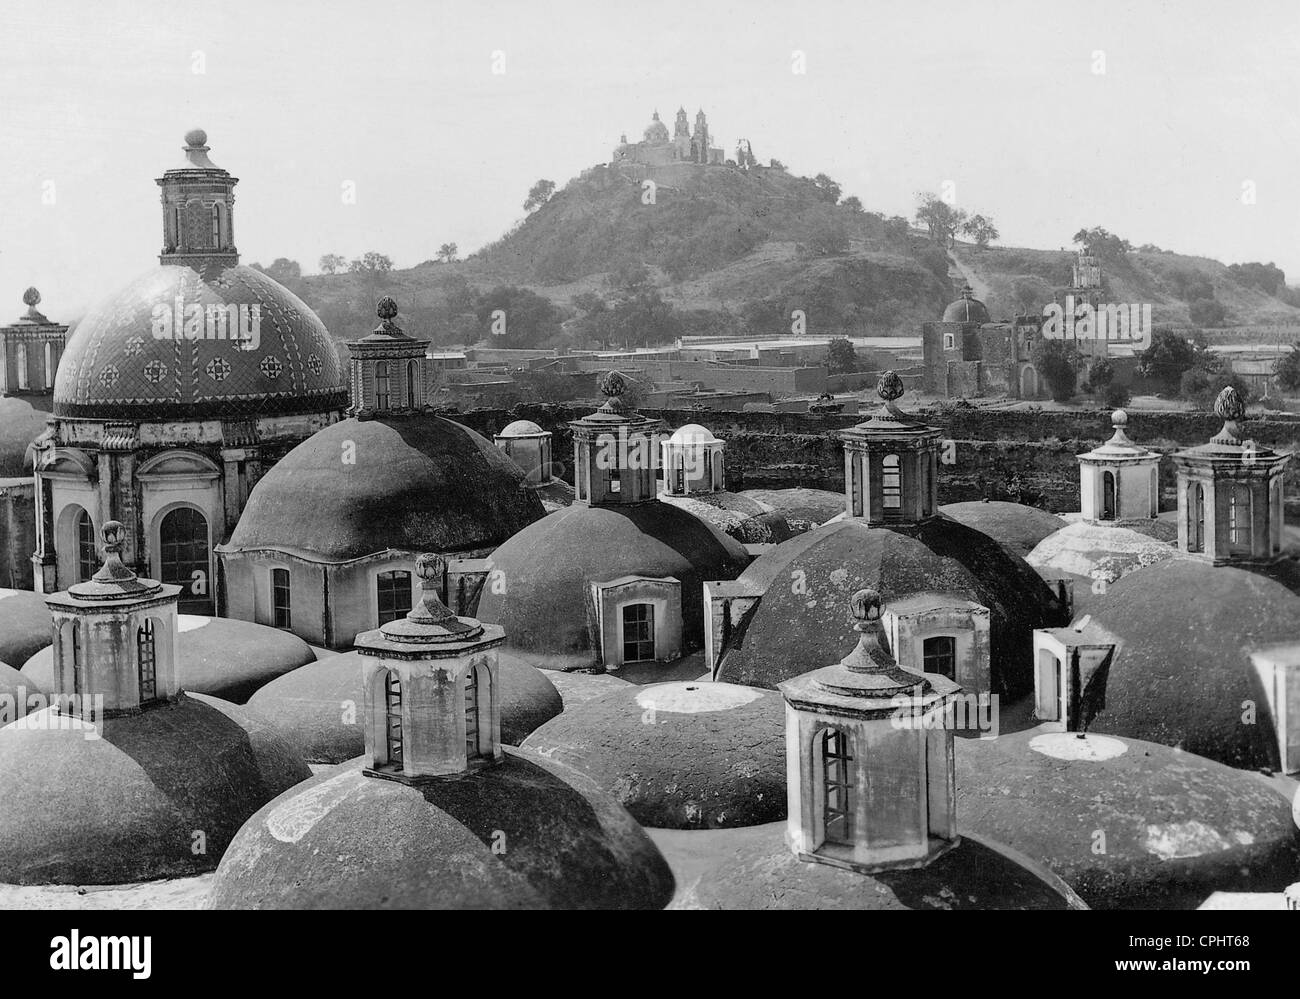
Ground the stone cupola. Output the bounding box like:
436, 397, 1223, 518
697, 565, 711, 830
838, 371, 942, 524
569, 371, 664, 506
157, 129, 239, 266
0, 287, 67, 396
346, 297, 430, 416
1076, 409, 1160, 522
43, 520, 182, 717
660, 423, 725, 496
1172, 386, 1289, 563
354, 553, 506, 782
779, 589, 962, 873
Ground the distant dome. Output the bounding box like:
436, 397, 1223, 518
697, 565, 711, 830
940, 501, 1066, 558
0, 396, 50, 475
522, 681, 786, 829
247, 649, 562, 763
23, 614, 315, 704
53, 263, 346, 421
649, 823, 1083, 909
475, 503, 750, 670
717, 517, 1062, 694
657, 491, 795, 544
0, 659, 45, 716
0, 589, 53, 668
667, 423, 721, 446
207, 751, 676, 909
957, 730, 1300, 909
1081, 559, 1300, 769
498, 419, 546, 437
942, 284, 990, 323
1026, 520, 1178, 610
0, 693, 309, 884
226, 416, 546, 561
739, 488, 847, 531
643, 113, 670, 143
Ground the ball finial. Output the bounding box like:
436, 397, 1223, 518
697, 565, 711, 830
876, 370, 904, 402
21, 287, 40, 308
376, 297, 399, 321
100, 520, 125, 554
1214, 385, 1246, 422
849, 588, 881, 623
1111, 408, 1128, 428
600, 370, 627, 398
415, 552, 445, 582
184, 128, 208, 148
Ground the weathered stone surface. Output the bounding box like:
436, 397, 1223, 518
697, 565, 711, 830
523, 681, 786, 829
957, 730, 1300, 909
941, 500, 1065, 558
0, 589, 52, 668
208, 750, 675, 910
0, 694, 310, 885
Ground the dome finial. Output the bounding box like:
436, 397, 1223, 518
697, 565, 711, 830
850, 588, 881, 627
404, 553, 457, 627
1111, 408, 1128, 428
22, 287, 40, 308
600, 370, 627, 398
90, 521, 137, 585
1210, 385, 1247, 444
184, 128, 208, 148
376, 296, 399, 321
876, 370, 905, 403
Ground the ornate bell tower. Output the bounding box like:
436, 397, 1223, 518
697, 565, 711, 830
1173, 386, 1290, 564
44, 520, 182, 718
346, 297, 430, 416
355, 553, 505, 782
157, 128, 239, 267
839, 372, 942, 524
569, 371, 664, 506
780, 589, 961, 872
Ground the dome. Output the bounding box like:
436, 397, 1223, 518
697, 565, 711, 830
957, 730, 1300, 909
474, 502, 750, 670
940, 501, 1066, 559
53, 263, 347, 421
247, 649, 562, 764
0, 659, 46, 721
739, 488, 846, 531
716, 516, 1063, 694
667, 423, 721, 446
1079, 559, 1300, 769
226, 416, 546, 561
1026, 520, 1178, 609
498, 419, 547, 438
23, 614, 315, 704
0, 693, 310, 884
657, 491, 795, 544
0, 589, 53, 667
521, 681, 786, 829
643, 113, 670, 143
648, 823, 1083, 909
942, 284, 990, 324
207, 750, 676, 909
0, 397, 51, 476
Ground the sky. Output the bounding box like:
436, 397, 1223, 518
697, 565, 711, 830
1, 0, 1297, 317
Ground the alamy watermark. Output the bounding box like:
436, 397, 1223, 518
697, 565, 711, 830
151, 293, 261, 350
1042, 295, 1152, 349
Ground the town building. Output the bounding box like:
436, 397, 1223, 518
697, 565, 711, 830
612, 107, 725, 169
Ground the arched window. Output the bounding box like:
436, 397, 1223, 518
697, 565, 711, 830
376, 569, 412, 625
210, 203, 222, 246
137, 619, 157, 702
1188, 483, 1204, 553
172, 206, 182, 250
76, 508, 97, 582
465, 664, 484, 760
820, 728, 854, 846
1102, 470, 1116, 521
271, 567, 291, 629
384, 670, 403, 768
923, 635, 957, 680
374, 361, 390, 410
1150, 466, 1159, 517
622, 603, 655, 663
44, 341, 55, 388
882, 454, 902, 519
406, 361, 418, 408
1228, 484, 1252, 549
15, 342, 28, 390
159, 506, 211, 614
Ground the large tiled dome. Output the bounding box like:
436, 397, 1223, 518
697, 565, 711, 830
53, 263, 346, 421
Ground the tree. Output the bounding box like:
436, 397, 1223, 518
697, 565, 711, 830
1085, 358, 1115, 394
1100, 382, 1131, 409
769, 159, 786, 170
1188, 298, 1227, 327
318, 253, 347, 275
841, 195, 864, 213
1072, 227, 1131, 261
800, 218, 850, 257
436, 242, 458, 264
812, 173, 842, 205
1137, 330, 1198, 393
1180, 355, 1251, 409
914, 192, 967, 247
474, 285, 563, 348
825, 338, 860, 375
1227, 261, 1286, 296
523, 179, 556, 213
1274, 344, 1300, 393
1031, 339, 1077, 402
348, 252, 393, 275
961, 214, 999, 249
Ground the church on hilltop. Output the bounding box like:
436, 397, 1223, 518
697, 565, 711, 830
612, 107, 726, 168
